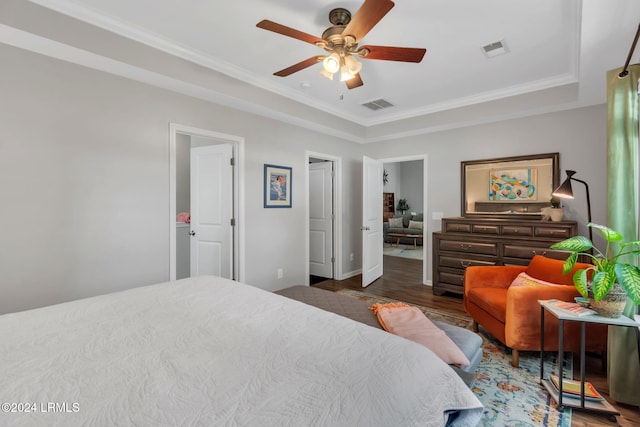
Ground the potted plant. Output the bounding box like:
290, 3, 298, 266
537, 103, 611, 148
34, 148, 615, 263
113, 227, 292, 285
549, 197, 564, 221
550, 223, 640, 317
397, 199, 410, 214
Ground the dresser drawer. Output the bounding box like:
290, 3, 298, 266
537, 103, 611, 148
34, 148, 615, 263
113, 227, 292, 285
439, 240, 498, 256
440, 255, 498, 270
502, 225, 533, 237
438, 271, 465, 287
445, 222, 471, 233
472, 224, 499, 234
503, 244, 571, 261
534, 226, 572, 239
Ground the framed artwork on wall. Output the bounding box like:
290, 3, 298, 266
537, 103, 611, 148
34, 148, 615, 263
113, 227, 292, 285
264, 164, 292, 208
489, 168, 537, 201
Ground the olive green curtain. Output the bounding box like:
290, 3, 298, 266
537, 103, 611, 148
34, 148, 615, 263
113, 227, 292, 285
606, 63, 640, 405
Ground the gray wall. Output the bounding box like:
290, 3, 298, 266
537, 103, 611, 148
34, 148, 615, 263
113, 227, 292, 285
0, 44, 363, 314
400, 160, 424, 214
0, 42, 608, 314
365, 104, 608, 281
175, 133, 191, 214
382, 160, 424, 215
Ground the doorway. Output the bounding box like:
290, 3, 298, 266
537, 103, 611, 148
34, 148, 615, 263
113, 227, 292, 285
169, 124, 245, 282
361, 155, 427, 286
382, 159, 424, 259
306, 152, 343, 284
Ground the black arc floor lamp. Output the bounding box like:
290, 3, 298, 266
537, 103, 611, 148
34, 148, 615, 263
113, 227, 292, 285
552, 170, 593, 244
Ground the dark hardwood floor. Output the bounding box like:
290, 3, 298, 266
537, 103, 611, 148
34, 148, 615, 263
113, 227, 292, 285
313, 255, 640, 427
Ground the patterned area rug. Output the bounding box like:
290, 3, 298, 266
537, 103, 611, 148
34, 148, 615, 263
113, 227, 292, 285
335, 290, 572, 427
383, 245, 424, 260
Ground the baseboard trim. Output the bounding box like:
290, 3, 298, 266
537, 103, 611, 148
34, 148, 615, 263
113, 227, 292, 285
340, 269, 362, 280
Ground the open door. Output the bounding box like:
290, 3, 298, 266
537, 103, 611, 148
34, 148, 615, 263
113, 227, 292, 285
309, 161, 334, 279
190, 144, 233, 278
361, 156, 383, 287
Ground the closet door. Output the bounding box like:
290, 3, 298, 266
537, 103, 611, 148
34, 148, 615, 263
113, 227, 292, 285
190, 144, 233, 278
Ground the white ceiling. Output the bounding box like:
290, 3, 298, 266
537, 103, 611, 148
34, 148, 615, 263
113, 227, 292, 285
5, 0, 640, 142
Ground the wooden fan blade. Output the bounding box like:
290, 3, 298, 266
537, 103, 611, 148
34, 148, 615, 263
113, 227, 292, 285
345, 73, 364, 90
257, 20, 324, 46
273, 56, 323, 77
342, 0, 395, 42
359, 45, 426, 62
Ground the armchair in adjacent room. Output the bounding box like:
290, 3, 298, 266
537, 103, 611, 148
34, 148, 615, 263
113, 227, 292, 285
463, 255, 608, 367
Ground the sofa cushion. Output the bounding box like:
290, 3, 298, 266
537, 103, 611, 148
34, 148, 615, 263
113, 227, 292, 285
402, 213, 413, 227
388, 217, 403, 228
468, 287, 508, 323
408, 220, 423, 231
412, 213, 424, 222
387, 227, 407, 234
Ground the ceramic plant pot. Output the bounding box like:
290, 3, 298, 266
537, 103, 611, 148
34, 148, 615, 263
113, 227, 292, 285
589, 283, 628, 318
549, 208, 564, 222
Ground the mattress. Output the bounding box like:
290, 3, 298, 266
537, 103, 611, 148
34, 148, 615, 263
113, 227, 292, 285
0, 276, 483, 426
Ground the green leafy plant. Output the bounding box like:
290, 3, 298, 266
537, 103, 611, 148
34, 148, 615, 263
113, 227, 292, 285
550, 197, 562, 208
397, 198, 410, 213
550, 223, 640, 304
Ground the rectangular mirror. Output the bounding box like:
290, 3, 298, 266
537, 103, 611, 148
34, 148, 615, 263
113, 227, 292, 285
461, 153, 559, 218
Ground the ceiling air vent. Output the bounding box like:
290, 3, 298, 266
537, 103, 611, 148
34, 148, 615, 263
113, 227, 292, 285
481, 39, 508, 58
361, 98, 394, 111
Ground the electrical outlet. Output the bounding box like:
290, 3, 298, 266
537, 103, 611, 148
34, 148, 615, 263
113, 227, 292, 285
350, 253, 355, 261
277, 268, 283, 279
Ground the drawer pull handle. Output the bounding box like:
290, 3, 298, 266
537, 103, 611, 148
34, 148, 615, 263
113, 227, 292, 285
531, 250, 547, 256
459, 244, 472, 250
460, 261, 471, 268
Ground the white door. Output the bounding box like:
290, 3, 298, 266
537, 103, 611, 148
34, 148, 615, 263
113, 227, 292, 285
190, 144, 233, 278
362, 156, 383, 287
309, 161, 333, 278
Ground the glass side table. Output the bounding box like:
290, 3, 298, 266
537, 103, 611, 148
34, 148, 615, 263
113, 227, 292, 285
538, 299, 639, 416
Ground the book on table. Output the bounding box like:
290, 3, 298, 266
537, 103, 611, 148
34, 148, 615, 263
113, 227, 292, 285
549, 375, 604, 400
544, 299, 597, 317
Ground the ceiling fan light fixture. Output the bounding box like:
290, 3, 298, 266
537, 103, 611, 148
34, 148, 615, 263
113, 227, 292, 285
319, 68, 334, 80
323, 53, 340, 73
344, 55, 362, 75
339, 63, 355, 81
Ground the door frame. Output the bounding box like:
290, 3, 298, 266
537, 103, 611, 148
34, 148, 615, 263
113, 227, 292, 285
169, 123, 245, 282
305, 151, 343, 282
380, 154, 428, 285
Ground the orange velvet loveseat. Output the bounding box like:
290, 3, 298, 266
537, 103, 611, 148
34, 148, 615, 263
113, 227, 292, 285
463, 255, 608, 367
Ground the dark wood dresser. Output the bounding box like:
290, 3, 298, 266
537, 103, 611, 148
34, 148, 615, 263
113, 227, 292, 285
432, 217, 577, 296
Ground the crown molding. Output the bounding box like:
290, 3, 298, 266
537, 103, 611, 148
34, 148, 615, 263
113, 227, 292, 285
0, 24, 367, 143
27, 0, 583, 129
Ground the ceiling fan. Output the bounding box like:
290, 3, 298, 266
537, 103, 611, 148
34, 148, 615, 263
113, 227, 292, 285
256, 0, 426, 89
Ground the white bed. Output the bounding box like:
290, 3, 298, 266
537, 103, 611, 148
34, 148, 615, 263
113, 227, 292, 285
0, 276, 482, 426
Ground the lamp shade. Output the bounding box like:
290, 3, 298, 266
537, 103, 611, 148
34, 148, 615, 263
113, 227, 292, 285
319, 68, 334, 80
552, 170, 577, 199
322, 53, 340, 73
344, 55, 362, 75
339, 63, 355, 81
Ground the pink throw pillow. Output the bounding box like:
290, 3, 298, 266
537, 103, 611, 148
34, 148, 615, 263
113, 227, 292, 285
369, 303, 470, 366
510, 272, 564, 288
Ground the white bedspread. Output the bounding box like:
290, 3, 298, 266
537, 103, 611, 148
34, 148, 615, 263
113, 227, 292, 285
0, 276, 482, 426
